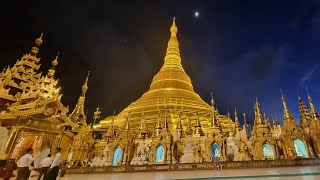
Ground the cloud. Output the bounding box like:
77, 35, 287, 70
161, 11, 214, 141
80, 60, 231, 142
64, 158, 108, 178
299, 64, 319, 86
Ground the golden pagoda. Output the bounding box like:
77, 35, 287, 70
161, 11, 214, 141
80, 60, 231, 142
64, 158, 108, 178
96, 18, 235, 135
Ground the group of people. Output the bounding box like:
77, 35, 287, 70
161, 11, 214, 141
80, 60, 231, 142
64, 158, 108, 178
14, 147, 62, 180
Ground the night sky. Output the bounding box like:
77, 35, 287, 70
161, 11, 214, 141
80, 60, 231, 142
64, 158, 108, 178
1, 0, 320, 125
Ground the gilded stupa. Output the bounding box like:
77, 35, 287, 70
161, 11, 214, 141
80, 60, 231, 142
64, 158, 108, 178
96, 18, 235, 135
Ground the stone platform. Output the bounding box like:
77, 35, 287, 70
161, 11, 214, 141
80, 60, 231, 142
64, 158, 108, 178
65, 158, 320, 174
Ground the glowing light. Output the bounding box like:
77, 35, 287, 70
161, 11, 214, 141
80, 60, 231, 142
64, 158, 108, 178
194, 11, 200, 18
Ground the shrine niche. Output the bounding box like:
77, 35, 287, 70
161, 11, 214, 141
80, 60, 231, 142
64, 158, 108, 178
156, 145, 165, 164
112, 146, 122, 166
294, 139, 308, 158
262, 144, 274, 160
210, 144, 220, 162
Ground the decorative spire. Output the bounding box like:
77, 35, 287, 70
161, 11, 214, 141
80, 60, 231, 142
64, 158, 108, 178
280, 89, 294, 121
306, 88, 320, 120
243, 112, 249, 136
234, 108, 240, 128
211, 107, 217, 127
186, 117, 193, 135
47, 52, 59, 77
243, 112, 247, 125
193, 113, 205, 136
69, 74, 90, 122
137, 112, 149, 139
152, 112, 162, 138
275, 113, 279, 125
176, 113, 185, 138
254, 97, 263, 125
210, 92, 215, 107
164, 108, 169, 129
160, 17, 184, 72
298, 96, 311, 127
82, 71, 90, 97
31, 33, 43, 56
124, 111, 131, 131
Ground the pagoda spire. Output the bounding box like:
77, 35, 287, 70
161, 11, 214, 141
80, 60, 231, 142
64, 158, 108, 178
254, 97, 263, 125
176, 113, 185, 138
210, 92, 218, 127
152, 113, 162, 138
69, 72, 90, 123
136, 112, 149, 139
306, 88, 320, 119
186, 117, 193, 135
298, 96, 311, 127
210, 92, 215, 108
31, 33, 43, 56
234, 108, 240, 129
160, 17, 184, 72
280, 89, 297, 126
193, 113, 205, 136
47, 52, 59, 77
243, 112, 249, 137
124, 111, 131, 131
164, 109, 169, 129
280, 89, 293, 120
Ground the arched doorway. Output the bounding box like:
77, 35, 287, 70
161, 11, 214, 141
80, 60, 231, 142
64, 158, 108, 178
112, 146, 122, 166
210, 144, 220, 162
294, 139, 308, 158
262, 144, 274, 160
156, 145, 165, 164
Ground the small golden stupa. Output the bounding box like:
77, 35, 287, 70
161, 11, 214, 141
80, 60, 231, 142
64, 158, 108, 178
96, 18, 235, 135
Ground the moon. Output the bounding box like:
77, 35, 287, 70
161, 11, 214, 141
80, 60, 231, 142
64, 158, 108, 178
194, 11, 200, 18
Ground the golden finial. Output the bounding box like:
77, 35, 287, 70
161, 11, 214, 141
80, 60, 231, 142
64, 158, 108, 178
280, 89, 293, 120
306, 87, 319, 119
52, 51, 59, 67
48, 52, 59, 77
210, 92, 215, 107
170, 17, 178, 36
35, 32, 43, 47
82, 71, 90, 95
243, 112, 247, 124
31, 33, 43, 55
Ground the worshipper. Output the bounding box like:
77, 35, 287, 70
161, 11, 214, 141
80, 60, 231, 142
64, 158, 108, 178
37, 154, 52, 180
16, 148, 34, 180
45, 148, 62, 180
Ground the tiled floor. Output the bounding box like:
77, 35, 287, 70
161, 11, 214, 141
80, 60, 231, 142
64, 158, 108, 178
28, 166, 320, 180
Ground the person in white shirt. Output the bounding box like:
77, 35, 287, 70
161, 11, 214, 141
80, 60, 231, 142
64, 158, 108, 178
37, 154, 52, 180
45, 148, 62, 180
16, 148, 34, 180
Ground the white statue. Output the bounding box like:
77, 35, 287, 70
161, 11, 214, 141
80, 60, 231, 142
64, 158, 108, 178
130, 141, 149, 165
180, 136, 196, 163
226, 132, 239, 161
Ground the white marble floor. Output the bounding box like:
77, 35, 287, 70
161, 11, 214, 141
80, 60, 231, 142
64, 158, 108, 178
28, 166, 320, 180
